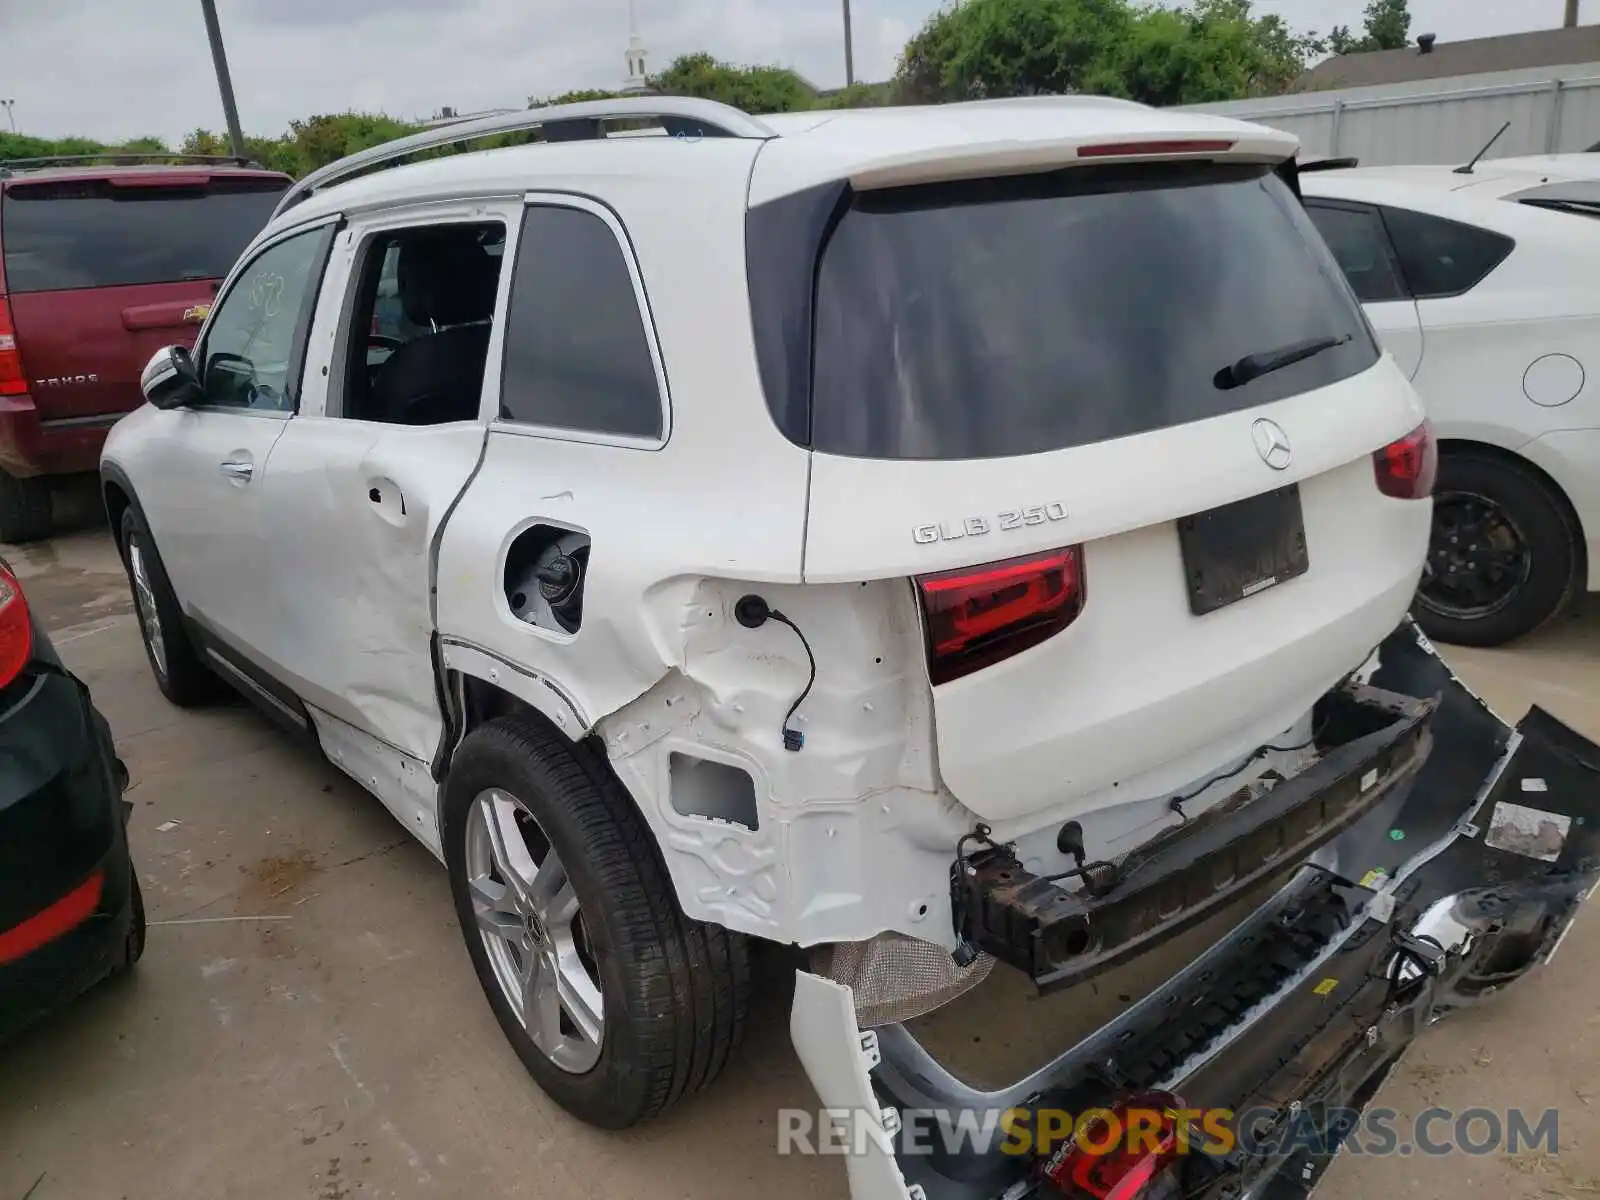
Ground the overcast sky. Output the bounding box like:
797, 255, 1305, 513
0, 0, 1583, 143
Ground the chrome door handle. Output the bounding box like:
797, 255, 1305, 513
219, 459, 254, 482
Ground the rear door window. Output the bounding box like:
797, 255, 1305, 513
1377, 206, 1513, 299
0, 176, 286, 293
804, 163, 1379, 461
1305, 201, 1409, 303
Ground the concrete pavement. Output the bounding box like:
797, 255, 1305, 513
2, 519, 1596, 1200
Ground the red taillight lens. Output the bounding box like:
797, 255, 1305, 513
0, 870, 104, 965
917, 546, 1085, 685
1040, 1093, 1188, 1200
0, 295, 27, 397
1077, 139, 1235, 159
0, 563, 33, 688
1374, 421, 1437, 500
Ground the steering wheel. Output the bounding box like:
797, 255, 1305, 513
368, 334, 405, 352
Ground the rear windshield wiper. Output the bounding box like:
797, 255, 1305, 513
1214, 333, 1352, 390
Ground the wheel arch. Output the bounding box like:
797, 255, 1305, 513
99, 462, 143, 559
1437, 437, 1589, 586
435, 642, 590, 782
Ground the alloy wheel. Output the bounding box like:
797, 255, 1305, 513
464, 788, 605, 1073
127, 534, 169, 679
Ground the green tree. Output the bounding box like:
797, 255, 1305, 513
286, 113, 420, 173
1132, 0, 1321, 103
650, 52, 818, 112
897, 0, 1318, 106
1327, 0, 1412, 55
529, 87, 622, 107
0, 132, 79, 161
117, 136, 171, 155
896, 0, 1134, 103
819, 81, 899, 108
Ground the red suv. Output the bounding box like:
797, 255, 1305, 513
0, 157, 291, 542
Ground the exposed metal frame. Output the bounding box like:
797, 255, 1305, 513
273, 97, 780, 220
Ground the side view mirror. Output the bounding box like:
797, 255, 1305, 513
140, 345, 202, 410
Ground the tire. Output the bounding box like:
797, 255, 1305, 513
442, 714, 750, 1129
0, 469, 52, 544
118, 506, 217, 706
1414, 451, 1581, 649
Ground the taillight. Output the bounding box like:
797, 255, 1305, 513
917, 546, 1084, 685
0, 295, 27, 397
1039, 1093, 1188, 1200
0, 562, 33, 688
1077, 139, 1235, 159
1374, 421, 1437, 500
0, 870, 104, 965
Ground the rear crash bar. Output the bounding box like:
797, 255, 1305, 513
790, 621, 1600, 1200
953, 681, 1437, 993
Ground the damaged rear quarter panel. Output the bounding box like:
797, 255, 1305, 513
431, 176, 974, 946
438, 431, 969, 945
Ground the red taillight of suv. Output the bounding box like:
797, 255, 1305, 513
0, 562, 33, 688
1373, 421, 1437, 500
917, 546, 1085, 685
0, 294, 27, 397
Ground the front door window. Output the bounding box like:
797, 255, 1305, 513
198, 226, 332, 412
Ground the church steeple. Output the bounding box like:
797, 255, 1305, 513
623, 0, 649, 93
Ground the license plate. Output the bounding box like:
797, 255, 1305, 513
1178, 484, 1309, 616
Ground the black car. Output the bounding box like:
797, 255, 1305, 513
0, 557, 143, 1040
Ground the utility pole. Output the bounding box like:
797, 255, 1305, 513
844, 0, 857, 86
199, 0, 248, 159
1566, 0, 1582, 27
0, 100, 14, 133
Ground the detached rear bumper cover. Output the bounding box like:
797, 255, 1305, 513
792, 622, 1600, 1200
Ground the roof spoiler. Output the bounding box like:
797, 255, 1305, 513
0, 152, 262, 179
1297, 156, 1360, 173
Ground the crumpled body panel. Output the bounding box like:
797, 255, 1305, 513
790, 621, 1600, 1200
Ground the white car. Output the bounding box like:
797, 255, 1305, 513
1489, 148, 1600, 177
101, 98, 1600, 1200
1299, 161, 1600, 646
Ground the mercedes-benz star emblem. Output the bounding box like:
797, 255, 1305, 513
1251, 418, 1293, 470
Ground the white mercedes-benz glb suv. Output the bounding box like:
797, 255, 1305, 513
102, 96, 1600, 1200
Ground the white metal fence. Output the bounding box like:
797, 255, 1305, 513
1180, 65, 1600, 166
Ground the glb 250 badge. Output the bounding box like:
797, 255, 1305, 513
913, 502, 1068, 545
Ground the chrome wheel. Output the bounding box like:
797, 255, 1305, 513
465, 788, 604, 1073
127, 534, 168, 678
1417, 490, 1532, 622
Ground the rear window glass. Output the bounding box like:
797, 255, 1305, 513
808, 163, 1379, 460
1305, 201, 1408, 303
1377, 206, 1513, 300
0, 178, 286, 293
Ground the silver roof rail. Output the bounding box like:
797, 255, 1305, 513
272, 97, 778, 219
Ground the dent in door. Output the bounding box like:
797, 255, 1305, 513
333, 434, 461, 757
